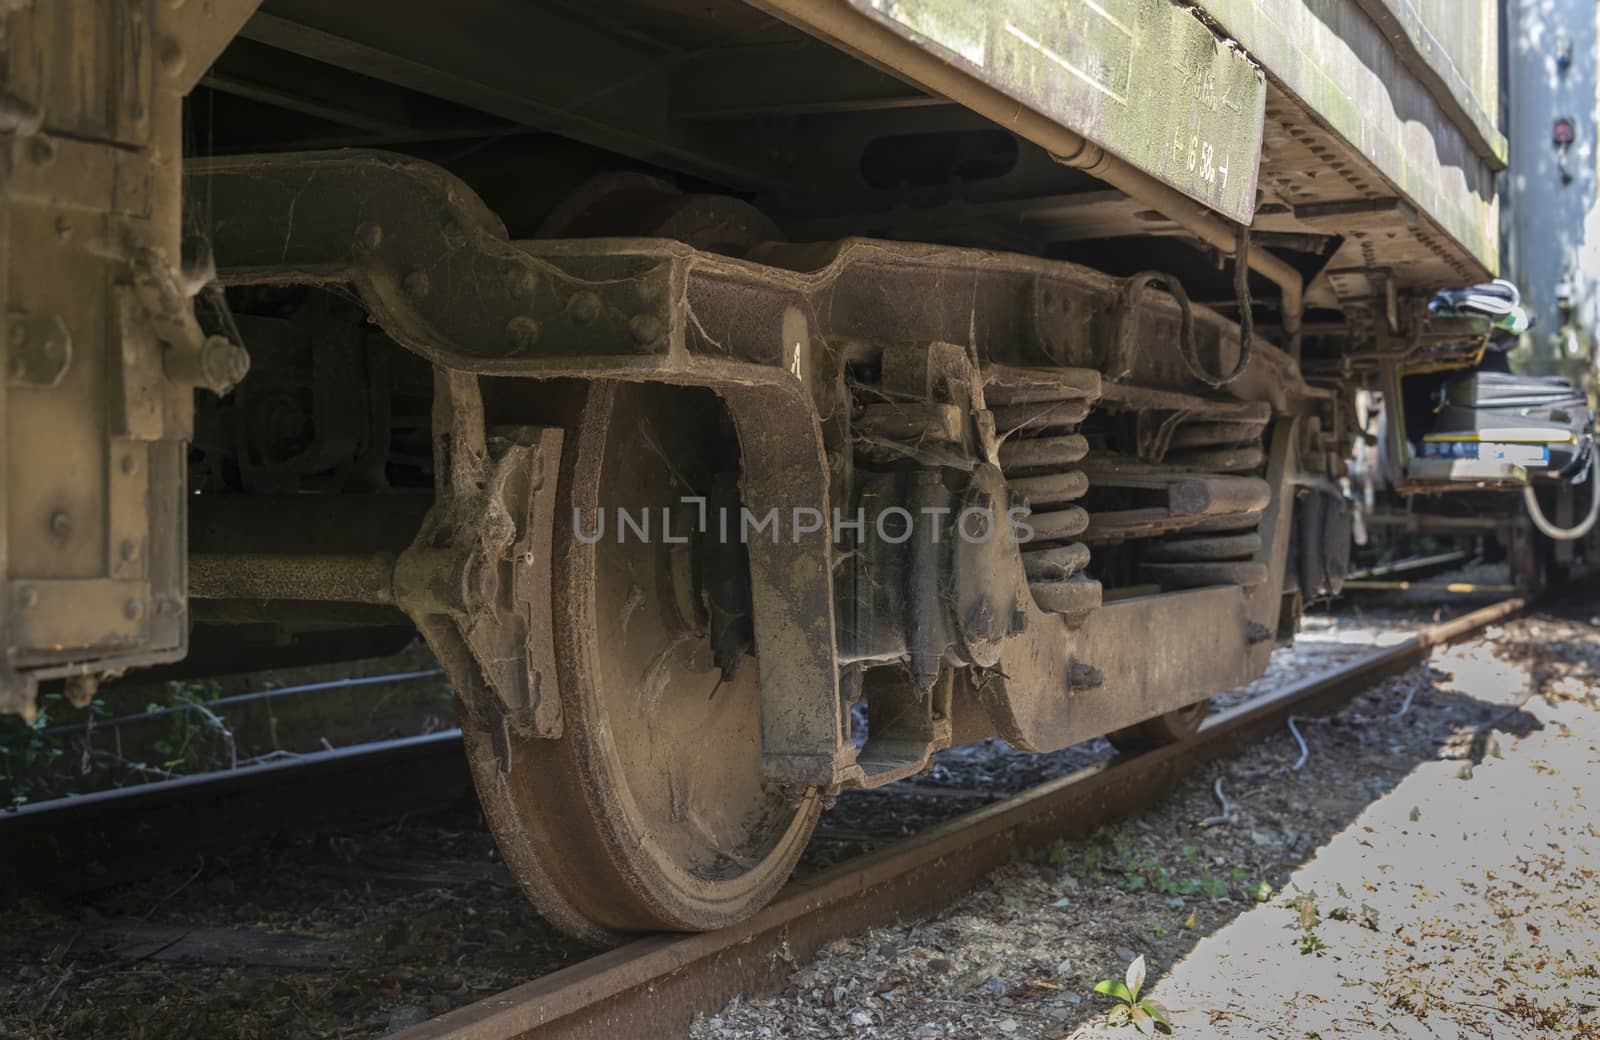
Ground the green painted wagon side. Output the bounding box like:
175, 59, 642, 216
1200, 0, 1501, 272
805, 0, 1502, 274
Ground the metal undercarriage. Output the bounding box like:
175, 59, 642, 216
0, 0, 1503, 936
180, 148, 1346, 934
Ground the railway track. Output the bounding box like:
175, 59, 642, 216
0, 585, 1546, 1040
0, 565, 1500, 899
0, 728, 475, 899
384, 591, 1538, 1040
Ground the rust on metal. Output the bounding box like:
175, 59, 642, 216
391, 592, 1537, 1040
0, 0, 1537, 948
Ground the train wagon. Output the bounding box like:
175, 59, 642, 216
0, 0, 1504, 938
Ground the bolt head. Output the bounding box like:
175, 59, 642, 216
566, 291, 602, 325
123, 599, 144, 621
158, 36, 186, 77
507, 268, 538, 299
354, 222, 384, 251
403, 269, 431, 298
506, 316, 541, 353
629, 313, 664, 346
199, 336, 251, 395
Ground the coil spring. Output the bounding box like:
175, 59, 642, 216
985, 366, 1103, 623
1137, 420, 1270, 589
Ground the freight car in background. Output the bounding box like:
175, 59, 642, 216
0, 0, 1541, 938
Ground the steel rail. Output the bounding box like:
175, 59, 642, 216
1344, 580, 1517, 593
1346, 550, 1471, 581
393, 592, 1536, 1040
0, 729, 473, 898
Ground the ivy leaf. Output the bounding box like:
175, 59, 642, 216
1125, 954, 1147, 1000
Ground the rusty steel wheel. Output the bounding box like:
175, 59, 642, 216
461, 381, 821, 940
1104, 700, 1211, 754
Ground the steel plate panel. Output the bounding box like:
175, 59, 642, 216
851, 0, 1266, 223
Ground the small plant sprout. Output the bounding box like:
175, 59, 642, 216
1094, 954, 1172, 1034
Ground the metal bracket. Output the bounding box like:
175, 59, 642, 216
6, 312, 71, 387
395, 371, 565, 746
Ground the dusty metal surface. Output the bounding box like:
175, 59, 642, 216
389, 591, 1537, 1040
182, 147, 1343, 938
842, 0, 1266, 222
394, 377, 566, 743
748, 0, 1305, 326
441, 381, 825, 938
1199, 0, 1501, 273
1346, 0, 1504, 166
189, 552, 401, 605
0, 0, 1518, 950
0, 0, 261, 720
192, 151, 1325, 799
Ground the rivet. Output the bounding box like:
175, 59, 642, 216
17, 586, 37, 610
506, 316, 541, 353
629, 313, 664, 345
507, 268, 537, 298
354, 222, 384, 251
441, 220, 467, 248
119, 539, 140, 563
157, 36, 185, 77
636, 279, 663, 305
120, 453, 138, 476
403, 269, 431, 298
123, 599, 144, 621
54, 216, 72, 239
48, 510, 71, 538
566, 291, 601, 325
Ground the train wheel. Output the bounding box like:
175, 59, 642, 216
461, 382, 821, 939
1104, 700, 1210, 753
